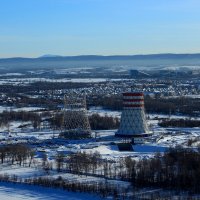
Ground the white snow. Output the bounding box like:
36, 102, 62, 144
0, 182, 102, 200
0, 106, 198, 199
0, 106, 44, 113
0, 73, 24, 76
0, 78, 127, 85
89, 107, 121, 117
0, 166, 44, 178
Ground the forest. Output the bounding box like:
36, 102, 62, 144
91, 95, 200, 116
159, 119, 200, 128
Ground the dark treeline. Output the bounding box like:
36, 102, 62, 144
64, 152, 102, 174
17, 96, 60, 109
30, 81, 92, 91
90, 95, 122, 110
49, 113, 120, 130
0, 144, 34, 166
159, 119, 200, 127
131, 147, 200, 193
90, 95, 200, 116
145, 97, 200, 116
0, 111, 42, 129
89, 113, 120, 130
0, 82, 91, 94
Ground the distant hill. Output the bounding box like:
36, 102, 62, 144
39, 54, 62, 58
1, 53, 200, 62
0, 53, 200, 72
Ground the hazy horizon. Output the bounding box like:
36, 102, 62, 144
2, 52, 200, 60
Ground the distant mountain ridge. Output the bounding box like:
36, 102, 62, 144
39, 54, 62, 58
1, 53, 200, 62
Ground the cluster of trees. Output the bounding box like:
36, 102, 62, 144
50, 149, 200, 193
0, 111, 42, 129
30, 81, 92, 91
145, 96, 200, 116
0, 82, 91, 94
49, 112, 120, 131
65, 152, 102, 174
90, 95, 200, 116
90, 95, 122, 110
89, 114, 120, 130
159, 119, 200, 128
42, 151, 136, 181
130, 147, 200, 192
42, 152, 102, 175
0, 144, 35, 166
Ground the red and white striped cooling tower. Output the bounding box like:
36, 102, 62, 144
116, 92, 149, 140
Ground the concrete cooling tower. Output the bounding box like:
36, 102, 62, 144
115, 92, 150, 144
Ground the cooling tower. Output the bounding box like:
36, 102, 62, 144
116, 92, 150, 143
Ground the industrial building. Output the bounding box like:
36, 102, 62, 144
116, 91, 151, 144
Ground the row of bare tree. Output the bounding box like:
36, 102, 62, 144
159, 119, 200, 128
130, 147, 200, 192
0, 144, 35, 166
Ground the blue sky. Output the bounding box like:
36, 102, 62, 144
0, 0, 200, 58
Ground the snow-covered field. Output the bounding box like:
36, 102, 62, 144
89, 107, 121, 117
0, 78, 127, 85
0, 106, 199, 199
0, 107, 199, 157
0, 182, 102, 200
0, 106, 45, 113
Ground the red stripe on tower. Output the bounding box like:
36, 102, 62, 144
123, 104, 144, 108
123, 92, 144, 97
123, 92, 144, 108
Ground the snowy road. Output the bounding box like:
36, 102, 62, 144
0, 183, 102, 200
